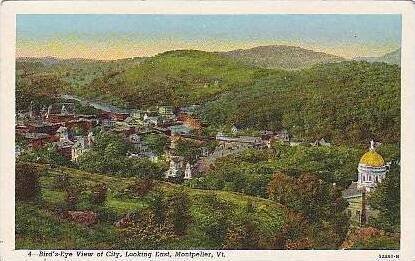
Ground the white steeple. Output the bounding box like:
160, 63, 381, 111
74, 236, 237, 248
87, 131, 94, 146
61, 104, 68, 115
46, 105, 52, 119
29, 101, 34, 118
184, 162, 192, 179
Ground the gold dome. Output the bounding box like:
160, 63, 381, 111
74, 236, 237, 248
359, 150, 385, 167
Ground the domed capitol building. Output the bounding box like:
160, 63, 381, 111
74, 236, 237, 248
342, 140, 390, 226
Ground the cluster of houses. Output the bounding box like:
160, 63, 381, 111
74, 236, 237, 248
15, 100, 207, 180
16, 102, 98, 161
16, 97, 333, 182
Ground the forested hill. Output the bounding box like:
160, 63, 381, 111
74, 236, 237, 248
16, 49, 400, 145
198, 61, 400, 144
220, 45, 345, 70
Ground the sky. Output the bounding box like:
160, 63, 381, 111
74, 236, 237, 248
16, 14, 401, 60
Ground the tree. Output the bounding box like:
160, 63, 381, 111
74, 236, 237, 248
343, 227, 399, 250
142, 134, 168, 156
164, 189, 192, 236
19, 145, 71, 167
15, 162, 41, 201
119, 209, 177, 249
124, 178, 154, 197
198, 193, 233, 247
267, 172, 296, 205
223, 201, 260, 249
369, 164, 400, 232
267, 171, 349, 248
91, 132, 131, 156
119, 189, 191, 249
272, 211, 313, 250
349, 235, 399, 250
223, 219, 259, 249
175, 138, 202, 164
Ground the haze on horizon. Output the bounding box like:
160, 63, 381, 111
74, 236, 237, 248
16, 14, 401, 60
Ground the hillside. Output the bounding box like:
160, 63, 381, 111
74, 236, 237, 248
220, 45, 345, 70
197, 61, 401, 144
81, 50, 273, 108
354, 48, 401, 66
16, 164, 286, 249
16, 57, 143, 110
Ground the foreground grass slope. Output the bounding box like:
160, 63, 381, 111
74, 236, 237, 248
16, 164, 285, 249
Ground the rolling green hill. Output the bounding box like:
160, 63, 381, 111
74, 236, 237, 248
80, 50, 273, 108
220, 45, 345, 70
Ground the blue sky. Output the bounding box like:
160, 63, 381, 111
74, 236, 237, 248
16, 14, 402, 59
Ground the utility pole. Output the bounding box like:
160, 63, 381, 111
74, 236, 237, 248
361, 188, 367, 226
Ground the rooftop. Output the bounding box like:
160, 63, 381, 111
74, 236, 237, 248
342, 182, 362, 199
24, 133, 50, 139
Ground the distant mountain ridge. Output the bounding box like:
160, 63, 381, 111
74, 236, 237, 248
17, 56, 143, 65
220, 45, 345, 70
354, 48, 401, 66
18, 45, 345, 70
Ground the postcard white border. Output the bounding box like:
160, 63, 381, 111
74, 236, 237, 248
1, 1, 415, 261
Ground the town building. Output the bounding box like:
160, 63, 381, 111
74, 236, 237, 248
311, 138, 331, 147
143, 113, 159, 126
22, 132, 57, 149
164, 154, 193, 179
71, 137, 88, 162
54, 126, 75, 159
178, 105, 200, 116
45, 103, 76, 123
165, 155, 185, 178
231, 125, 239, 134
169, 124, 192, 136
158, 106, 175, 118
342, 140, 389, 226
215, 132, 263, 146
274, 129, 290, 142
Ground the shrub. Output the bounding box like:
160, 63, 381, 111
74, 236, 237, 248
91, 183, 108, 204
65, 187, 80, 210
223, 219, 260, 249
128, 178, 154, 197
118, 210, 177, 249
54, 173, 71, 191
